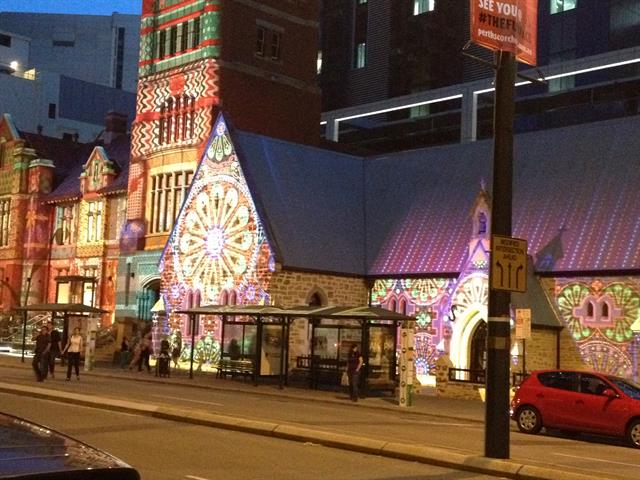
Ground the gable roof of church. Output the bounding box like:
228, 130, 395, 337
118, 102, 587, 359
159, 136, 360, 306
232, 114, 640, 277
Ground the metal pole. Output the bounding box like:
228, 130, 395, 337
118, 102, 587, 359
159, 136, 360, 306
21, 310, 27, 363
189, 314, 195, 380
485, 50, 516, 460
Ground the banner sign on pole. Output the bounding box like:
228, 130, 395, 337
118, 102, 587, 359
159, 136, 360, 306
470, 0, 538, 66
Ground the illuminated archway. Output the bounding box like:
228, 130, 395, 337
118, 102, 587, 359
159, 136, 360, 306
449, 273, 488, 369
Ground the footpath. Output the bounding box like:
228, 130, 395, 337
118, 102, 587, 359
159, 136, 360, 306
0, 354, 624, 480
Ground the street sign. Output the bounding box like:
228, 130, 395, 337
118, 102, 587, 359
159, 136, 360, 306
490, 235, 527, 292
515, 308, 531, 339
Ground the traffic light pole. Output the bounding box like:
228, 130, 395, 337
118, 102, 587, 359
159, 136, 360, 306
485, 50, 516, 459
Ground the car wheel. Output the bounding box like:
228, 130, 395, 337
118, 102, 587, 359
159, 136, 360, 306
516, 406, 542, 434
627, 419, 640, 448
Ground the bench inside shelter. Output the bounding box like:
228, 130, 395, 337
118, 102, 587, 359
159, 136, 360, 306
216, 358, 254, 380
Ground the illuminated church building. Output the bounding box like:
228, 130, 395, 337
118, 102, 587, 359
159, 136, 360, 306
157, 111, 640, 387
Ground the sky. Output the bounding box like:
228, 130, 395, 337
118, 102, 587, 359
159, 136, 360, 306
0, 0, 142, 16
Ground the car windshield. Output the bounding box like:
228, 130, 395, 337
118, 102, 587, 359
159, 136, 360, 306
607, 376, 640, 400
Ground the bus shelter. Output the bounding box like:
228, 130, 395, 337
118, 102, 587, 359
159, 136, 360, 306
15, 303, 108, 362
176, 305, 414, 395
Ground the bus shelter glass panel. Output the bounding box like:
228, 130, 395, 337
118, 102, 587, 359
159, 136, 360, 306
223, 323, 256, 359
314, 326, 361, 373
260, 324, 284, 376
368, 325, 396, 387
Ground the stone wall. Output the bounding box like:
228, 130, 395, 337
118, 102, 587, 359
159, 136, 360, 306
269, 269, 368, 368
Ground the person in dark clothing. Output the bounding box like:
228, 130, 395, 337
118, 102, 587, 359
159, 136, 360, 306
347, 344, 364, 402
46, 322, 62, 379
137, 333, 153, 372
32, 325, 50, 382
119, 336, 130, 369
228, 338, 241, 360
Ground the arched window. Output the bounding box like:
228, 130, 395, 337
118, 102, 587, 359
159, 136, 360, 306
587, 301, 594, 317
228, 290, 237, 305
220, 290, 229, 305
399, 299, 407, 315
388, 298, 397, 313
601, 302, 609, 318
308, 292, 322, 306
158, 95, 196, 146
478, 212, 487, 235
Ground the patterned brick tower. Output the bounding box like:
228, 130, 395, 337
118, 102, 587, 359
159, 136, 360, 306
118, 0, 320, 323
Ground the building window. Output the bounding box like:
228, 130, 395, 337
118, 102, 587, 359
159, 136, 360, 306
192, 17, 200, 49
54, 205, 74, 245
149, 170, 193, 234
270, 31, 281, 60
551, 0, 577, 14
256, 26, 266, 56
317, 50, 323, 74
0, 34, 11, 47
86, 201, 103, 243
158, 95, 196, 146
169, 26, 178, 55
414, 0, 435, 15
159, 29, 166, 59
48, 103, 57, 119
256, 25, 283, 61
180, 22, 189, 51
358, 0, 367, 4
0, 199, 10, 247
354, 42, 366, 68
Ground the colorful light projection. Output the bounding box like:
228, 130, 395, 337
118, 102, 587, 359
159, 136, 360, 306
555, 278, 639, 377
371, 278, 453, 382
160, 115, 273, 323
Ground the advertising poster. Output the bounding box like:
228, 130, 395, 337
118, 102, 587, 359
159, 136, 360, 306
470, 0, 538, 66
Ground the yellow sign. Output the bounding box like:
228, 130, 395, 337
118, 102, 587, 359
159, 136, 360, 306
491, 235, 527, 292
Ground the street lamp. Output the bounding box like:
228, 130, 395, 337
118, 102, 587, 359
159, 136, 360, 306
630, 316, 640, 382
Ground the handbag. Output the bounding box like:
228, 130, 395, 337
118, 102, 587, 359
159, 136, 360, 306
341, 371, 349, 386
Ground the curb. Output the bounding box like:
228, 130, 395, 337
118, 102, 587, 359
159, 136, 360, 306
0, 382, 621, 480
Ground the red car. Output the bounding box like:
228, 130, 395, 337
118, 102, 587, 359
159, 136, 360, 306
510, 370, 640, 448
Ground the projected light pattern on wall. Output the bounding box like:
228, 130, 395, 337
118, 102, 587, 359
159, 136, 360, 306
555, 278, 639, 377
161, 115, 273, 320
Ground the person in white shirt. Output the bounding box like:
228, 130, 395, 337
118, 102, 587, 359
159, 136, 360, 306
62, 327, 84, 381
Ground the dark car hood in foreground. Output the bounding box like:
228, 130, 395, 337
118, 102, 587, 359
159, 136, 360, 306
0, 412, 139, 480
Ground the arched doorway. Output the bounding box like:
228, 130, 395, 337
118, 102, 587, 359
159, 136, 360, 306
137, 278, 160, 323
469, 320, 487, 382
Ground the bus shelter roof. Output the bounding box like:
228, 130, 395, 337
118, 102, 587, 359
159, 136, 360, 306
15, 303, 108, 314
175, 304, 414, 322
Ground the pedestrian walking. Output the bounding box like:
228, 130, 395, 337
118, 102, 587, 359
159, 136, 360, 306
137, 333, 152, 373
47, 321, 62, 379
171, 331, 182, 369
119, 336, 130, 369
347, 343, 364, 402
32, 325, 50, 382
62, 327, 84, 381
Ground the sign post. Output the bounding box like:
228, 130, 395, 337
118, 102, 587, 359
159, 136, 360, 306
468, 0, 538, 460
